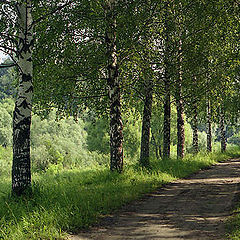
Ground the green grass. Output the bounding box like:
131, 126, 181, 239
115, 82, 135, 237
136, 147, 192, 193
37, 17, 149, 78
226, 213, 240, 240
0, 147, 240, 240
225, 147, 240, 240
226, 187, 240, 239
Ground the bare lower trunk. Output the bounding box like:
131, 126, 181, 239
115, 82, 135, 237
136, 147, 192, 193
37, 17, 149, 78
206, 99, 212, 152
176, 40, 184, 159
105, 0, 123, 172
192, 113, 198, 154
152, 133, 160, 160
162, 5, 171, 159
163, 76, 171, 159
140, 80, 153, 167
192, 101, 198, 154
12, 75, 32, 195
159, 145, 162, 158
109, 80, 123, 172
220, 108, 226, 152
12, 1, 33, 195
176, 97, 185, 158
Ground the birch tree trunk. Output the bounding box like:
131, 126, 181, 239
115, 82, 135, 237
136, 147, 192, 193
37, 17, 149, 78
176, 93, 185, 158
206, 99, 212, 152
12, 0, 33, 195
140, 79, 153, 167
151, 133, 160, 160
220, 108, 226, 152
105, 0, 123, 172
192, 77, 198, 154
163, 74, 171, 159
192, 102, 199, 154
176, 40, 185, 159
162, 3, 171, 159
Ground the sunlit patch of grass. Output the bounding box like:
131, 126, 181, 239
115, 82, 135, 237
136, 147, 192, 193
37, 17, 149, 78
225, 147, 240, 239
0, 147, 239, 240
226, 213, 240, 240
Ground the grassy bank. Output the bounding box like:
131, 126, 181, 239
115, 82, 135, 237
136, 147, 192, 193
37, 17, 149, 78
226, 196, 240, 239
1, 147, 240, 240
227, 213, 240, 240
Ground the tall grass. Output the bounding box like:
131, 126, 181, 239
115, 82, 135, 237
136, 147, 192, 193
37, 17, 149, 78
0, 147, 239, 240
226, 213, 240, 240
225, 145, 240, 240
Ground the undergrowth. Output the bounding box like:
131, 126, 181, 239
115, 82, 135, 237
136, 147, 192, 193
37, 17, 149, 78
226, 190, 240, 239
0, 147, 240, 240
226, 213, 240, 240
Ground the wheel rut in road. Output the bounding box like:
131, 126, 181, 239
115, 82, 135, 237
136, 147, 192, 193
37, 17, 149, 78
70, 159, 240, 240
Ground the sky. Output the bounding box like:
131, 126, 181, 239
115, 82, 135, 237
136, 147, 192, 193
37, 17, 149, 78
0, 50, 7, 63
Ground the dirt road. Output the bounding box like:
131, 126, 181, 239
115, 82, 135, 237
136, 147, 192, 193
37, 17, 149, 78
70, 159, 240, 240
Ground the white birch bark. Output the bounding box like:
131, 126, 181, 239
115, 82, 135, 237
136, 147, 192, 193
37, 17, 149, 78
12, 0, 33, 195
105, 0, 123, 172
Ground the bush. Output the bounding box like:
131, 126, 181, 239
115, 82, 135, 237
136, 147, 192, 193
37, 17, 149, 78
0, 146, 12, 175
31, 111, 98, 171
228, 135, 240, 145
0, 98, 14, 147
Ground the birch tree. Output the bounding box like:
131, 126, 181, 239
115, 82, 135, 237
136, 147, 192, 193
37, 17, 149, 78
0, 0, 73, 195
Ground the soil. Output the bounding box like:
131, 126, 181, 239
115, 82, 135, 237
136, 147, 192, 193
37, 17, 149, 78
69, 159, 240, 240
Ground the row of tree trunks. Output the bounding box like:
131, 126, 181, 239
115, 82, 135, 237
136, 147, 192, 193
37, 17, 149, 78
10, 1, 228, 193
105, 0, 123, 172
140, 78, 153, 167
12, 0, 33, 196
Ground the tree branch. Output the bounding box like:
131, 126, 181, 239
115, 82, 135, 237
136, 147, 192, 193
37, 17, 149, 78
0, 0, 12, 4
0, 45, 17, 53
0, 62, 16, 68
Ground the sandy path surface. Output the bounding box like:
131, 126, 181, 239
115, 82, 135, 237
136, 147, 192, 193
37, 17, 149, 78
70, 159, 240, 240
